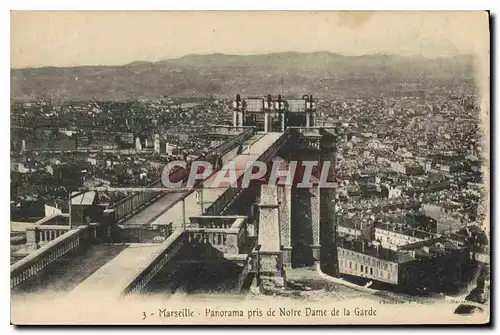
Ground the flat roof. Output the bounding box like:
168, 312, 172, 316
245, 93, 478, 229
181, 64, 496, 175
71, 191, 96, 205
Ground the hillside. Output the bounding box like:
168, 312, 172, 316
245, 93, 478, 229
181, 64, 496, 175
11, 52, 475, 101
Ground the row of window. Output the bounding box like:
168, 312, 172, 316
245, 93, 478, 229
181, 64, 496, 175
339, 248, 396, 272
339, 259, 396, 282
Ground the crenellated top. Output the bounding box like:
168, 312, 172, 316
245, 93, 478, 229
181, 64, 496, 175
232, 94, 316, 113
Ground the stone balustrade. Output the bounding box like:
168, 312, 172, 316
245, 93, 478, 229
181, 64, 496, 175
11, 226, 90, 289
186, 216, 247, 254
25, 225, 71, 245
122, 229, 187, 295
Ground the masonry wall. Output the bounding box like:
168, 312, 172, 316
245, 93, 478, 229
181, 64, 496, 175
337, 246, 399, 284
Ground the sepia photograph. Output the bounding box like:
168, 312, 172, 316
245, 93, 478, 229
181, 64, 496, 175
9, 10, 490, 325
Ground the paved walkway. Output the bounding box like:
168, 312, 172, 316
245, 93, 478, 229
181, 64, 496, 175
68, 243, 166, 298
11, 244, 129, 295
148, 133, 284, 228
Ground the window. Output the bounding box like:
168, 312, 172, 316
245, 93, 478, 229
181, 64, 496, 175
349, 261, 352, 269
360, 265, 364, 272
370, 267, 373, 275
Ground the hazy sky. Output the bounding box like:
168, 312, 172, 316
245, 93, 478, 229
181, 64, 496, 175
11, 11, 489, 68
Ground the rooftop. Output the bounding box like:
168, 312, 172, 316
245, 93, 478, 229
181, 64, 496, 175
71, 191, 97, 205
374, 221, 437, 240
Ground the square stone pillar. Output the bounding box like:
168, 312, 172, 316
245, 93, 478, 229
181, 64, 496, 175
264, 112, 269, 132
278, 184, 292, 269
310, 185, 321, 263
233, 110, 238, 127
258, 185, 281, 252
238, 111, 244, 127
197, 188, 204, 215
258, 252, 286, 289
319, 129, 338, 276
226, 232, 239, 254
26, 228, 37, 245
257, 185, 285, 288
103, 208, 117, 242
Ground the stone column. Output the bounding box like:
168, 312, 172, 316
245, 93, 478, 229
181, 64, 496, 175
26, 228, 37, 245
103, 208, 117, 243
182, 198, 186, 228
319, 129, 338, 276
257, 185, 285, 288
258, 185, 281, 252
238, 111, 244, 127
278, 184, 292, 268
281, 113, 285, 132
310, 184, 321, 263
199, 188, 204, 215
264, 111, 269, 132
233, 110, 238, 127
306, 113, 311, 128
226, 232, 239, 254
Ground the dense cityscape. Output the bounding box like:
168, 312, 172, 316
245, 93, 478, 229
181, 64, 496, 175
11, 81, 489, 306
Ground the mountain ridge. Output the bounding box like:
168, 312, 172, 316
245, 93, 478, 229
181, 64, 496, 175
11, 52, 475, 101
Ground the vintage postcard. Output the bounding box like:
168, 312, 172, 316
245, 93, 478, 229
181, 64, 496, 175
10, 11, 490, 325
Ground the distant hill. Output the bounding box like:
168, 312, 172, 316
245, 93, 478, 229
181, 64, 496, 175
11, 52, 475, 101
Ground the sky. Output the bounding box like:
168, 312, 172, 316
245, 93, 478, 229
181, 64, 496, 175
10, 11, 489, 68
